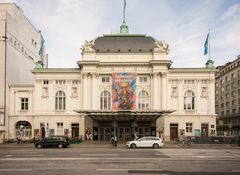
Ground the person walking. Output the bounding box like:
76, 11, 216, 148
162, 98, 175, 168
110, 136, 115, 148
114, 136, 118, 148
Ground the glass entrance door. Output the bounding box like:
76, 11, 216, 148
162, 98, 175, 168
99, 127, 111, 141
117, 127, 131, 141
137, 127, 150, 138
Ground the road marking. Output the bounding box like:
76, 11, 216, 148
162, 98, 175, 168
196, 156, 216, 158
0, 169, 32, 172
96, 169, 128, 172
80, 154, 117, 156
3, 155, 13, 157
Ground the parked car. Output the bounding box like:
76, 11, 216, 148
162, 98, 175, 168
126, 136, 164, 149
34, 136, 70, 148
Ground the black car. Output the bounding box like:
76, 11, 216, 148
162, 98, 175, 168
34, 136, 70, 148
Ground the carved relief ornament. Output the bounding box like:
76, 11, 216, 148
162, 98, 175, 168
81, 40, 95, 52
154, 40, 169, 53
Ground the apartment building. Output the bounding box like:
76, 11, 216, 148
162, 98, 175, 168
0, 3, 47, 142
216, 55, 240, 136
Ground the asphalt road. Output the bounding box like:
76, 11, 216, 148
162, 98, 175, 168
0, 147, 240, 175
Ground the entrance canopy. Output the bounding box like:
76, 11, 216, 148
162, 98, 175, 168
75, 110, 174, 122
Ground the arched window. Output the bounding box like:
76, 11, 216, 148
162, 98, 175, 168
138, 90, 149, 110
100, 91, 111, 110
184, 90, 195, 110
55, 91, 66, 110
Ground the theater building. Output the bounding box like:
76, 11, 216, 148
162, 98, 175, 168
7, 22, 217, 142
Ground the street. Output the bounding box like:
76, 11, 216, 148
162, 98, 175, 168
0, 146, 240, 175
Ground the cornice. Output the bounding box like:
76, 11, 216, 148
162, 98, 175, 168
169, 68, 217, 73
32, 68, 81, 74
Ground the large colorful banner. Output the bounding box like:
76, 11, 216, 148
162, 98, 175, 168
112, 72, 136, 110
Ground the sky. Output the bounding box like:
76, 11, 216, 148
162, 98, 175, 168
1, 0, 240, 68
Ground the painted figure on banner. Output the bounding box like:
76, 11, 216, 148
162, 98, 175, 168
112, 72, 136, 110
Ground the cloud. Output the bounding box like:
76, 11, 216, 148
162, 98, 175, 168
220, 2, 240, 21
0, 0, 239, 68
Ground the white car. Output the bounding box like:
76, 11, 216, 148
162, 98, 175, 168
126, 136, 164, 149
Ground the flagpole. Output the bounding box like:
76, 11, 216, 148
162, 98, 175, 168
208, 29, 210, 60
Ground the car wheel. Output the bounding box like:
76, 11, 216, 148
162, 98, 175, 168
58, 144, 63, 148
153, 143, 159, 149
130, 143, 137, 149
36, 144, 42, 149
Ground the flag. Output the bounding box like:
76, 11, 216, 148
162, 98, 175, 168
204, 33, 209, 55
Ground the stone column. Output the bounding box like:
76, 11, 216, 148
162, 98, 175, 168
29, 90, 33, 114
153, 73, 158, 110
82, 73, 88, 110
92, 73, 97, 110
161, 72, 167, 110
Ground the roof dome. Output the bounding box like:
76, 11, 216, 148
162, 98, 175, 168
93, 34, 156, 53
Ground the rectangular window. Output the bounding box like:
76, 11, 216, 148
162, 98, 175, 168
232, 91, 236, 98
21, 98, 28, 110
226, 110, 230, 115
186, 123, 192, 133
226, 76, 230, 82
57, 123, 63, 135
221, 103, 224, 108
43, 80, 49, 84
221, 111, 224, 116
139, 77, 147, 83
72, 80, 79, 84
169, 79, 178, 84
102, 77, 110, 83
184, 80, 195, 84
232, 82, 236, 90
231, 73, 236, 79
232, 109, 236, 114
201, 80, 208, 84
56, 80, 65, 84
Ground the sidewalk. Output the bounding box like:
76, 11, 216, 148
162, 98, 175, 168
0, 141, 239, 149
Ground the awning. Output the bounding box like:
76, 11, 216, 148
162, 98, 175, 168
74, 110, 174, 122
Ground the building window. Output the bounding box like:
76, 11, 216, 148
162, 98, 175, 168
57, 123, 63, 135
232, 82, 236, 90
139, 77, 147, 83
138, 90, 149, 110
55, 80, 65, 84
21, 98, 28, 111
232, 109, 236, 114
72, 80, 79, 84
43, 80, 49, 84
231, 73, 236, 79
100, 91, 111, 110
55, 91, 66, 110
169, 79, 178, 84
200, 80, 208, 84
184, 90, 195, 110
102, 77, 110, 83
226, 76, 230, 82
186, 123, 192, 133
184, 80, 195, 84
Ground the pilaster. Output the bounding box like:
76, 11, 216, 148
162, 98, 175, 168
161, 72, 167, 110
